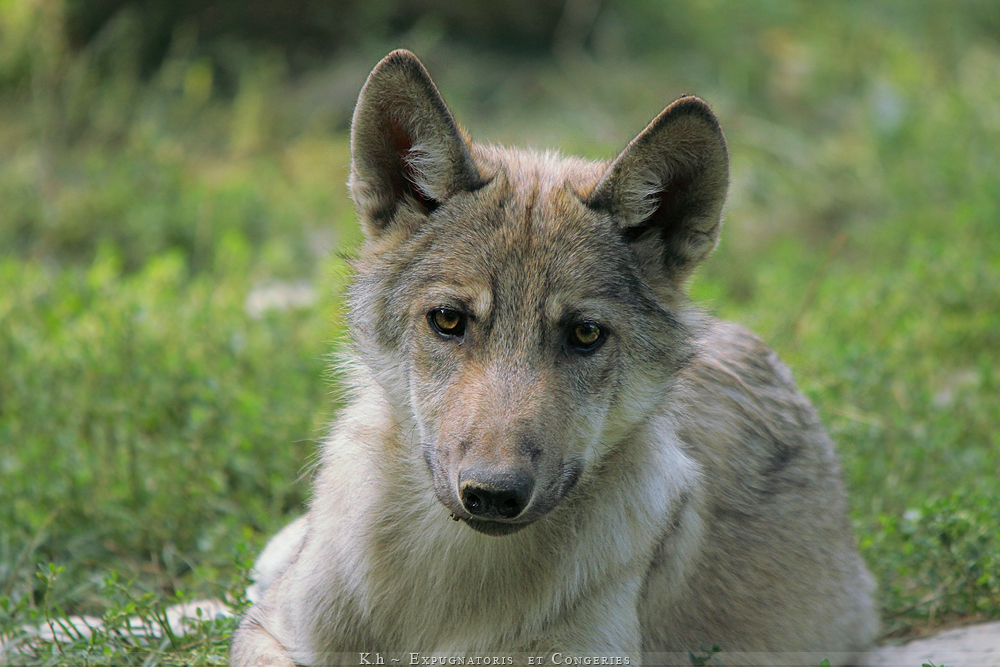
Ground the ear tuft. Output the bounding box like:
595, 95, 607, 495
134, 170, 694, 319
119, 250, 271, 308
588, 96, 729, 285
349, 50, 483, 236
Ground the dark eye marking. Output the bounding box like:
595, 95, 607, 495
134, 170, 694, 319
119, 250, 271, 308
428, 308, 467, 338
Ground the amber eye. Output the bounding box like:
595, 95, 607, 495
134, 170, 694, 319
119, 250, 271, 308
428, 308, 467, 338
567, 322, 604, 352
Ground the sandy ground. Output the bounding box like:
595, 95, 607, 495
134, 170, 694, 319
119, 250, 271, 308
865, 621, 1000, 667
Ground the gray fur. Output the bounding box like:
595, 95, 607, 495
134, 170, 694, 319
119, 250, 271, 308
230, 50, 877, 666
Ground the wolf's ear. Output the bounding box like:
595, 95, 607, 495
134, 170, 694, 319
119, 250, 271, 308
349, 50, 484, 236
587, 96, 729, 286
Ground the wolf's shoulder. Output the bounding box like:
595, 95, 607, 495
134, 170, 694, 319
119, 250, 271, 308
676, 318, 841, 503
685, 318, 809, 411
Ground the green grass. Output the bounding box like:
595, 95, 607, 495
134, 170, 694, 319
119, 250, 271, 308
2, 1, 999, 663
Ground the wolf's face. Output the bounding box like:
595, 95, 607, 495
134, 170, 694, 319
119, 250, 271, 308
367, 154, 696, 535
347, 51, 728, 536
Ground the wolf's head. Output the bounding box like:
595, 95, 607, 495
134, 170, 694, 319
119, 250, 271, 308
347, 50, 728, 536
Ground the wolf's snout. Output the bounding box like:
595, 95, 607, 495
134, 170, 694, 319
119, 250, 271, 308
458, 469, 534, 519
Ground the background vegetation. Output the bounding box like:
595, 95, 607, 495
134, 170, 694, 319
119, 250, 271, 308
1, 0, 998, 663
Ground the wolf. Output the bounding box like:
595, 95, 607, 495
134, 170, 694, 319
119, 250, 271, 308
230, 49, 877, 666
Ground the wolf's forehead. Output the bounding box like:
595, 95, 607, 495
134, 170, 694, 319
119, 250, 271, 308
402, 147, 638, 313
451, 147, 613, 246
478, 145, 606, 205
419, 215, 636, 318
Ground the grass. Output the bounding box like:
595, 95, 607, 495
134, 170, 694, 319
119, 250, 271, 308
1, 1, 999, 663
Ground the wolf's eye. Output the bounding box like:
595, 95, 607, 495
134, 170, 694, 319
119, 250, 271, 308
428, 308, 467, 338
567, 322, 605, 352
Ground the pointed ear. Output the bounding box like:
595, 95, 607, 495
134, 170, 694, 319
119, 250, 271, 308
349, 50, 484, 237
587, 96, 729, 286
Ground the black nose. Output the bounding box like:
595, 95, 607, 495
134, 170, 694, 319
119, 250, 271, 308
459, 469, 534, 519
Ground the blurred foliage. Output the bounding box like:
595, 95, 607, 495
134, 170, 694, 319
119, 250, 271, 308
63, 0, 572, 73
866, 491, 1000, 635
52, 1, 1000, 78
1, 0, 999, 660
